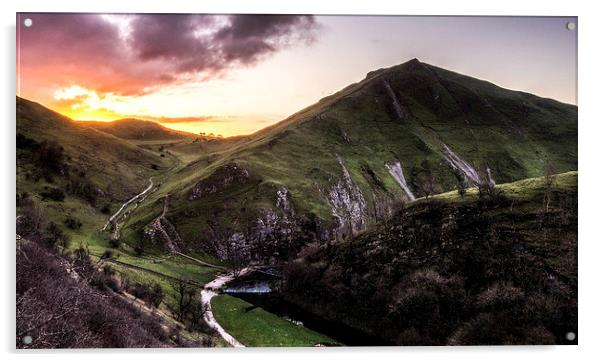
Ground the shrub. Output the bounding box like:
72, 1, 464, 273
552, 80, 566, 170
101, 249, 114, 260
134, 242, 144, 256
132, 283, 150, 300
66, 178, 99, 205
16, 133, 40, 150
91, 269, 122, 293
40, 187, 65, 202
109, 236, 121, 248
38, 140, 64, 172
100, 204, 111, 215
16, 192, 30, 206
16, 200, 46, 240
64, 217, 82, 230
102, 265, 115, 275
45, 222, 70, 249
476, 282, 526, 312
147, 283, 164, 308
387, 270, 466, 342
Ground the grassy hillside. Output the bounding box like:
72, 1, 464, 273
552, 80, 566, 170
17, 97, 172, 201
16, 97, 224, 335
283, 171, 578, 345
122, 59, 577, 265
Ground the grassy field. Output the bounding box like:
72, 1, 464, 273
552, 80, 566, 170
211, 294, 339, 347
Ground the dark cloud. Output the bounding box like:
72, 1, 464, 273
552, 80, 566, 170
128, 14, 317, 73
20, 13, 318, 96
214, 15, 316, 63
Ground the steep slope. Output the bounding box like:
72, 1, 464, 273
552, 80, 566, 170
81, 118, 197, 141
122, 59, 577, 264
17, 97, 172, 199
16, 97, 174, 247
283, 172, 578, 345
16, 238, 204, 348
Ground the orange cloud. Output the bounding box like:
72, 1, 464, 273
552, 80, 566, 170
18, 13, 317, 99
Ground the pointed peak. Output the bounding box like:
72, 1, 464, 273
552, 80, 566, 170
364, 58, 432, 83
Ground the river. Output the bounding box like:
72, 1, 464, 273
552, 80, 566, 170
224, 270, 391, 346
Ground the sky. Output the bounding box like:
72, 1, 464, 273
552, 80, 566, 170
17, 14, 577, 137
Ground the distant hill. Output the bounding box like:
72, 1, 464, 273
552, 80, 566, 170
121, 58, 577, 264
16, 97, 171, 203
80, 118, 197, 141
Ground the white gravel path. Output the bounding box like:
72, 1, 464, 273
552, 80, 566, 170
201, 268, 252, 348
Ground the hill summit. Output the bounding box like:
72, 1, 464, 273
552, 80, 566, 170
115, 58, 577, 265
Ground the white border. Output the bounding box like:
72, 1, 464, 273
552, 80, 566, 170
2, 0, 600, 361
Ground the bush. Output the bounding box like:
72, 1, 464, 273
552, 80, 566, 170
101, 249, 114, 260
16, 133, 40, 150
132, 283, 150, 300
109, 236, 121, 248
134, 242, 145, 256
147, 283, 164, 308
16, 192, 30, 206
38, 140, 64, 172
66, 178, 99, 205
16, 200, 46, 240
45, 222, 70, 249
64, 217, 82, 230
102, 265, 115, 275
387, 270, 466, 343
40, 187, 65, 202
91, 269, 122, 293
100, 204, 111, 215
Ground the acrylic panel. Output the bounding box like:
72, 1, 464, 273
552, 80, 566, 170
16, 13, 577, 348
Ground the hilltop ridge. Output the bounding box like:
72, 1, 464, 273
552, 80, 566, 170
80, 118, 198, 141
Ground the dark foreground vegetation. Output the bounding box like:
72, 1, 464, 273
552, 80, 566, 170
283, 175, 577, 345
16, 214, 209, 348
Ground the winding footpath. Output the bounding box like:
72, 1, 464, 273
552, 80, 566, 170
102, 178, 154, 231
201, 268, 253, 348
100, 170, 247, 347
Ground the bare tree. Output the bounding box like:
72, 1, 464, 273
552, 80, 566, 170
457, 177, 468, 198
418, 173, 437, 200
543, 160, 557, 213
476, 163, 500, 201
224, 237, 250, 277
171, 279, 196, 322
187, 299, 207, 330
16, 200, 47, 241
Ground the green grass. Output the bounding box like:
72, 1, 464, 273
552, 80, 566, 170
429, 171, 577, 203
211, 294, 339, 347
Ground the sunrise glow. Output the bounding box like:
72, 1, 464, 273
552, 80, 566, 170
17, 14, 577, 136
